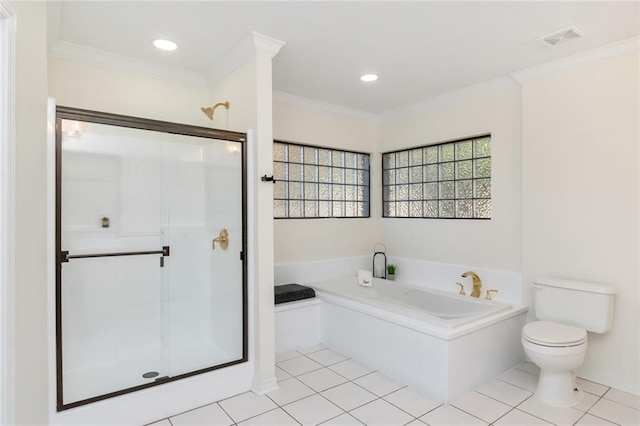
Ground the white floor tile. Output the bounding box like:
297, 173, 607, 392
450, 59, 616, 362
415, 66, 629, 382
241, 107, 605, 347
283, 394, 344, 425
267, 377, 315, 406
299, 344, 328, 355
574, 392, 600, 412
329, 359, 375, 380
320, 413, 364, 425
350, 399, 414, 426
276, 351, 303, 363
575, 413, 619, 425
218, 391, 278, 423
493, 409, 553, 425
498, 368, 539, 392
474, 378, 533, 407
321, 382, 377, 411
405, 420, 427, 425
383, 387, 441, 417
603, 387, 640, 410
170, 403, 233, 426
238, 408, 299, 425
354, 372, 404, 397
306, 348, 350, 366
577, 378, 610, 397
147, 420, 172, 426
589, 397, 640, 425
276, 366, 292, 381
515, 361, 540, 376
298, 368, 348, 392
419, 404, 487, 425
450, 390, 511, 423
278, 356, 324, 376
518, 396, 584, 425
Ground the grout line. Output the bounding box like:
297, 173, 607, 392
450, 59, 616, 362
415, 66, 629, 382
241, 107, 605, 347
573, 411, 589, 425
495, 377, 536, 394
161, 400, 226, 423
601, 390, 640, 411
581, 411, 622, 426
216, 401, 238, 425
232, 406, 289, 425
445, 404, 492, 425
473, 387, 529, 408
490, 406, 517, 425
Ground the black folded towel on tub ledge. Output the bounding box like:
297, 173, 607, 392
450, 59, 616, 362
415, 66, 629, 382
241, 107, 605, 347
274, 284, 316, 305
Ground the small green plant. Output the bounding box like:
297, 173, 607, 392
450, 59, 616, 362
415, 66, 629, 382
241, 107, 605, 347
101, 217, 109, 221
387, 264, 397, 275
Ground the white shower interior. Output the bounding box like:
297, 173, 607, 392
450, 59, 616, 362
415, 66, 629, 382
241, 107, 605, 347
59, 120, 244, 405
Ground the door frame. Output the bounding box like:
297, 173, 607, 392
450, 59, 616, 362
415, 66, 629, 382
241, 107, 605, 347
0, 2, 16, 424
55, 106, 249, 411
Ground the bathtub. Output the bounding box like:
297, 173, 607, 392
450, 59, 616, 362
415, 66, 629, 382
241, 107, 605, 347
308, 276, 528, 402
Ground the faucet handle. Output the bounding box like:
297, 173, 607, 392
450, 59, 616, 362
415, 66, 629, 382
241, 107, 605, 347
456, 282, 466, 296
485, 289, 499, 300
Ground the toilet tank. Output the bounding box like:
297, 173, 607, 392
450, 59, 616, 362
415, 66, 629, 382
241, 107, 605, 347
533, 277, 616, 333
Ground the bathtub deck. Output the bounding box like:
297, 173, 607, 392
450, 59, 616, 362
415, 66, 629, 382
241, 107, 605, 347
146, 344, 639, 426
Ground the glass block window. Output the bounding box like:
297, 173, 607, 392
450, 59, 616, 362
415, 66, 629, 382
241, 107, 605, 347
273, 141, 370, 218
382, 135, 491, 219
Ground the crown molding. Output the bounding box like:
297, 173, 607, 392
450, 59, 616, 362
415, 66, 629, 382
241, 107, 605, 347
206, 31, 285, 87
379, 76, 519, 121
273, 91, 377, 121
252, 31, 285, 58
49, 41, 208, 87
511, 36, 639, 84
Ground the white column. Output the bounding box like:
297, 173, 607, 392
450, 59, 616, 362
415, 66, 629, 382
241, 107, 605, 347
250, 32, 284, 394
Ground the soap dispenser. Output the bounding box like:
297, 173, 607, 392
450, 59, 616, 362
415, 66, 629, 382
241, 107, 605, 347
372, 243, 387, 279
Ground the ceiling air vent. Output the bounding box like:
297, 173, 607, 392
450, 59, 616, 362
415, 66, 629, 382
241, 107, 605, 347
539, 27, 583, 47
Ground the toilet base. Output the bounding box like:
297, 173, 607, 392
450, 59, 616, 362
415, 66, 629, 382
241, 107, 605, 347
535, 370, 584, 407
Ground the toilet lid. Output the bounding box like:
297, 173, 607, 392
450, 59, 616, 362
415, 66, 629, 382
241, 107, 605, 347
523, 321, 587, 347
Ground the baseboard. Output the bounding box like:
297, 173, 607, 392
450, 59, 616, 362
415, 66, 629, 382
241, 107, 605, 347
251, 376, 279, 395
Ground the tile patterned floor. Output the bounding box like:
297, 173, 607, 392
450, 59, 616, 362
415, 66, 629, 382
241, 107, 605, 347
149, 345, 640, 426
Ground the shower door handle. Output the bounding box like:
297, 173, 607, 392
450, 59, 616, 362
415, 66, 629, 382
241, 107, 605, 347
60, 246, 170, 263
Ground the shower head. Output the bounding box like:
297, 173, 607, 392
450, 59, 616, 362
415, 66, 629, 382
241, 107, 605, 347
201, 101, 230, 120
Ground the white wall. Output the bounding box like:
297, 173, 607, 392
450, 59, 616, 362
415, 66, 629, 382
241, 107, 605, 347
273, 93, 381, 263
48, 57, 212, 127
377, 78, 523, 273
10, 1, 49, 424
520, 52, 639, 394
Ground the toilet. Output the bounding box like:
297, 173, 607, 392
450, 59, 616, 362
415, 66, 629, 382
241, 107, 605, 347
522, 277, 616, 407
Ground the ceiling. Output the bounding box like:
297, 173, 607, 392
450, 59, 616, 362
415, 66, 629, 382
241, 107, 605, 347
48, 1, 639, 114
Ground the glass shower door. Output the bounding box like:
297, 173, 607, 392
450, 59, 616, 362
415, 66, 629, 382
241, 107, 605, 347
57, 110, 246, 410
161, 134, 244, 377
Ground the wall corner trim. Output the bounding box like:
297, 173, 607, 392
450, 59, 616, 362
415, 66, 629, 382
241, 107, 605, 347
511, 36, 639, 84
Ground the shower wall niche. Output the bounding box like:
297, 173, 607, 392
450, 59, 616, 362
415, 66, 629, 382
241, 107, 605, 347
55, 107, 248, 410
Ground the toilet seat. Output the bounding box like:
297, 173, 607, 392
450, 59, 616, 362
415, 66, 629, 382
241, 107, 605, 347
523, 321, 587, 347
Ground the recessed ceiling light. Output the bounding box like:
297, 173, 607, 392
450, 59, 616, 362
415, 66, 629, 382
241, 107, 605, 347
360, 74, 378, 82
153, 39, 178, 51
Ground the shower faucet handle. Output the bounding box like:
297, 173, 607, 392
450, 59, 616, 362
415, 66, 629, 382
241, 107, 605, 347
212, 228, 229, 250
456, 282, 466, 296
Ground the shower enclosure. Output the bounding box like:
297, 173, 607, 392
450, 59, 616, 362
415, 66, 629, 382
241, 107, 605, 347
55, 107, 247, 410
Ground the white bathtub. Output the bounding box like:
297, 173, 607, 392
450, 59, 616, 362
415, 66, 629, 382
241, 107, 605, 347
308, 276, 528, 402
